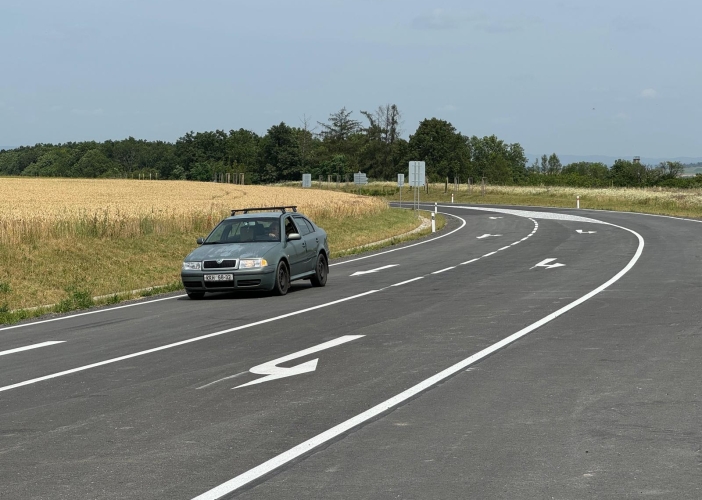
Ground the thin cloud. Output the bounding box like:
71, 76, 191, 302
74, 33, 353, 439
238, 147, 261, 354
412, 9, 464, 30
640, 88, 657, 99
412, 9, 536, 33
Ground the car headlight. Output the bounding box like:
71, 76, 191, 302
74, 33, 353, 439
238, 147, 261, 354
239, 258, 268, 269
182, 261, 202, 271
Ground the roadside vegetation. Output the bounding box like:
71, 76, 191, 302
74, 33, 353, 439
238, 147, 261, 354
0, 178, 440, 324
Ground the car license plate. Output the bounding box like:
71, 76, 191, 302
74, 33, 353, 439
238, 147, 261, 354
204, 274, 233, 281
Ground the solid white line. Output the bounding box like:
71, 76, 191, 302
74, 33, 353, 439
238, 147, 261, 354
0, 341, 65, 357
460, 258, 480, 265
498, 246, 510, 251
192, 222, 645, 500
0, 290, 379, 394
431, 267, 455, 274
483, 252, 496, 257
0, 294, 185, 332
390, 277, 424, 287
330, 213, 466, 267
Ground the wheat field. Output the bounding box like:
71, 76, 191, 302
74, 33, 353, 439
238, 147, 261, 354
0, 178, 387, 244
0, 178, 421, 314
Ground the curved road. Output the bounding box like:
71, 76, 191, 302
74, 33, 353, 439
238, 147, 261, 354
0, 203, 700, 499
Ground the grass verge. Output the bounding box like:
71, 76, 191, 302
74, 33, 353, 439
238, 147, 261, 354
0, 208, 442, 324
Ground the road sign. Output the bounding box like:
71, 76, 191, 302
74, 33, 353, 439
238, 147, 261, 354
397, 173, 404, 187
354, 172, 368, 185
302, 173, 312, 188
408, 161, 425, 187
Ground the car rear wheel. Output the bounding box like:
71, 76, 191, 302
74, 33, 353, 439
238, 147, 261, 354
310, 253, 328, 287
273, 261, 290, 295
187, 291, 205, 300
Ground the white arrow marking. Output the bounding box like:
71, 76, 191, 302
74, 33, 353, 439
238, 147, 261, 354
576, 229, 597, 234
489, 216, 503, 219
531, 258, 566, 270
350, 264, 398, 276
234, 335, 364, 389
0, 341, 65, 357
476, 234, 502, 239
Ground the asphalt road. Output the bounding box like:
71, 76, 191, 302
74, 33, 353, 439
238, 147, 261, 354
1, 203, 701, 499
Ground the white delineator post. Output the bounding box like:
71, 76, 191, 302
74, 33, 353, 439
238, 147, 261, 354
577, 196, 580, 209
431, 212, 436, 233
434, 202, 437, 214
451, 193, 454, 203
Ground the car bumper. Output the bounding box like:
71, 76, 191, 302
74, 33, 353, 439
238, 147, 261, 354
181, 269, 276, 292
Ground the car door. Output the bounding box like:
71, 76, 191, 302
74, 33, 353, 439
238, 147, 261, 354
283, 216, 307, 277
293, 215, 318, 272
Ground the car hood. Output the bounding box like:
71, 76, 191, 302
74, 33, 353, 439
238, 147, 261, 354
185, 242, 278, 261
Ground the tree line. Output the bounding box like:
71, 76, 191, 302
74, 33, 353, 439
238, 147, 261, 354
1, 104, 697, 188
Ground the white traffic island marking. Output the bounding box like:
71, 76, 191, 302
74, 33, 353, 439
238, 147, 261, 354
234, 335, 364, 389
576, 229, 597, 234
531, 258, 566, 270
0, 341, 65, 357
350, 264, 399, 276
476, 234, 502, 239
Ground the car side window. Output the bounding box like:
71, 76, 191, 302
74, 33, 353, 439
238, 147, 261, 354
284, 217, 298, 237
302, 218, 315, 233
293, 216, 311, 236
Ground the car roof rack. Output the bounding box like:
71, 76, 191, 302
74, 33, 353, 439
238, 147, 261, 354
231, 206, 298, 215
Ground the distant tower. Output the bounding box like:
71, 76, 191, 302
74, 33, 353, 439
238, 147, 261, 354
633, 156, 641, 164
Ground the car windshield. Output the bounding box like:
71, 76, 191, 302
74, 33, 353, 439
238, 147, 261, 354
204, 217, 281, 244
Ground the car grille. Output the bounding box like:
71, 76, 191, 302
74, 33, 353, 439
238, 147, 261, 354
203, 259, 237, 269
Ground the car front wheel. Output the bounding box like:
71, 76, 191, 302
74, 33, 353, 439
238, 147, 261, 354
273, 261, 290, 296
310, 253, 328, 287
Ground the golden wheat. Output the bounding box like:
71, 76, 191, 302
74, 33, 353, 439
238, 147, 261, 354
0, 178, 387, 244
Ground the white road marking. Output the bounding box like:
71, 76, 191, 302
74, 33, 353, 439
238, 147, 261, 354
0, 341, 65, 357
576, 229, 597, 234
391, 277, 424, 287
431, 267, 455, 274
489, 217, 503, 219
350, 265, 398, 276
483, 252, 497, 257
234, 335, 364, 389
0, 291, 379, 394
191, 221, 645, 500
0, 294, 185, 332
476, 234, 501, 239
0, 214, 536, 393
498, 246, 510, 251
330, 213, 466, 267
196, 372, 247, 390
531, 258, 566, 270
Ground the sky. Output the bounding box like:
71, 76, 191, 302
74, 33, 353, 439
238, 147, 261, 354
1, 0, 700, 159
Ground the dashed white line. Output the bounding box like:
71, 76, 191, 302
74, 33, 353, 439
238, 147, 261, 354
460, 258, 480, 265
0, 341, 65, 357
483, 252, 497, 257
391, 277, 424, 287
191, 220, 644, 500
431, 267, 456, 274
0, 290, 379, 394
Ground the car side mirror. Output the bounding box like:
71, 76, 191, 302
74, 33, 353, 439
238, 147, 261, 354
196, 237, 205, 245
287, 233, 301, 241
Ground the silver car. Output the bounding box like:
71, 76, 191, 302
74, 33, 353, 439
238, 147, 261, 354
181, 206, 329, 299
